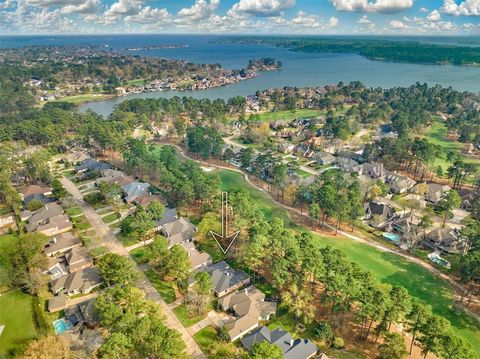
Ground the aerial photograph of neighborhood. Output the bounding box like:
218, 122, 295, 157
1, 0, 480, 358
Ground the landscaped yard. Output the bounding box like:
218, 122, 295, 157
102, 212, 120, 223
145, 269, 176, 304
217, 169, 480, 353
54, 93, 111, 105
0, 290, 38, 356
66, 206, 82, 217
193, 325, 242, 357
173, 304, 208, 327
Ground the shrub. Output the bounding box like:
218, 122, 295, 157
217, 326, 230, 343
83, 192, 104, 205
313, 322, 334, 346
332, 337, 344, 349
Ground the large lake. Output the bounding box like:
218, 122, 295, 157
2, 35, 479, 116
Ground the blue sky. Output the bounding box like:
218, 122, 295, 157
0, 0, 479, 35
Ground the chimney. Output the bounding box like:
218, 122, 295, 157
290, 339, 294, 346
52, 237, 57, 244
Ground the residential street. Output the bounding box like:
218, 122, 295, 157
60, 176, 207, 359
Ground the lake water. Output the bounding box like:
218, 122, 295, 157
2, 35, 479, 116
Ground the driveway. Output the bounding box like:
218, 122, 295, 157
61, 176, 207, 359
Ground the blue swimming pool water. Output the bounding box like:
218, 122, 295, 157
53, 318, 73, 335
382, 232, 401, 242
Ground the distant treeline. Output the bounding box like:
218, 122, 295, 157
225, 37, 480, 66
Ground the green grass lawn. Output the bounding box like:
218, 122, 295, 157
217, 169, 480, 353
173, 304, 208, 327
145, 269, 177, 304
54, 93, 110, 105
428, 118, 480, 173
0, 234, 19, 293
130, 247, 149, 264
0, 290, 38, 356
102, 212, 120, 223
66, 206, 82, 217
127, 78, 145, 86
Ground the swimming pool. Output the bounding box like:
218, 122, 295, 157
382, 232, 401, 243
53, 318, 73, 335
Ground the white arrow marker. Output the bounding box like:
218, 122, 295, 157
210, 191, 239, 254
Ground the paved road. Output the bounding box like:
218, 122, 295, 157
61, 176, 207, 359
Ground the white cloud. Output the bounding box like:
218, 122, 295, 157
289, 10, 322, 27
419, 7, 429, 12
357, 14, 372, 23
176, 0, 219, 23
329, 16, 339, 26
230, 0, 295, 17
442, 0, 480, 16
427, 9, 441, 21
25, 0, 84, 6
388, 19, 409, 28
125, 6, 171, 25
0, 0, 16, 9
61, 0, 100, 14
332, 0, 413, 13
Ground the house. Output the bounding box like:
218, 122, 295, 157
48, 294, 67, 313
42, 256, 65, 279
65, 150, 90, 164
424, 227, 468, 255
50, 267, 102, 296
20, 184, 52, 200
74, 158, 112, 174
241, 326, 317, 359
336, 157, 359, 172
200, 261, 250, 297
384, 173, 416, 194
135, 195, 163, 208
44, 232, 82, 257
387, 212, 421, 243
425, 183, 451, 204
161, 217, 196, 247
358, 162, 385, 180
314, 152, 336, 166
181, 242, 212, 269
155, 208, 178, 230
24, 193, 55, 207
64, 247, 93, 273
277, 142, 294, 154
24, 203, 72, 236
121, 181, 150, 203
26, 213, 73, 236
293, 143, 313, 158
364, 201, 395, 228
219, 286, 277, 341
95, 169, 128, 185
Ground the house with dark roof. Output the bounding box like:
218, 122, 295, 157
219, 285, 277, 341
121, 181, 150, 203
364, 201, 395, 228
20, 184, 52, 200
241, 326, 317, 359
424, 227, 468, 255
200, 261, 250, 297
74, 158, 112, 174
24, 193, 56, 207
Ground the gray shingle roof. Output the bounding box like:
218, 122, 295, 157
241, 326, 317, 359
202, 261, 250, 295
